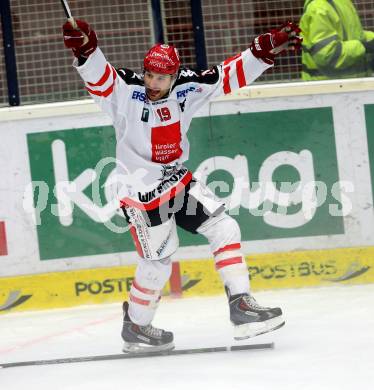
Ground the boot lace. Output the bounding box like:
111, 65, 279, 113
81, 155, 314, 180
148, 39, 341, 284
140, 324, 163, 338
242, 294, 264, 310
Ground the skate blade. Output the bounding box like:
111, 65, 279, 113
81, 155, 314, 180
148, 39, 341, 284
234, 316, 285, 340
122, 341, 175, 354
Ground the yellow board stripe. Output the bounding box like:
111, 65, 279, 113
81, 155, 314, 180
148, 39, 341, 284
1, 246, 373, 313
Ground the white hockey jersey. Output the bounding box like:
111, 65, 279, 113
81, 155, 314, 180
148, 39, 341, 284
74, 47, 272, 210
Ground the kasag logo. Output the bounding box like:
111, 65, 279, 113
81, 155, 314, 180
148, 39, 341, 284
194, 150, 351, 229
24, 107, 352, 260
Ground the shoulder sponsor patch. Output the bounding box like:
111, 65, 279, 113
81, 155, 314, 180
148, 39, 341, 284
176, 86, 202, 99
132, 90, 147, 102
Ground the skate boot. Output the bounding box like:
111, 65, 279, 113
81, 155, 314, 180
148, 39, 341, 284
121, 301, 174, 353
226, 288, 285, 340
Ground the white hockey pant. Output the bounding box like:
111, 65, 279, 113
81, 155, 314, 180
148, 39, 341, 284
129, 211, 249, 326
197, 212, 250, 296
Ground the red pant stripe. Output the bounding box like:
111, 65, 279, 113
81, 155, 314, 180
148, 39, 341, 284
216, 256, 243, 270
129, 225, 144, 258
129, 293, 150, 306
213, 243, 241, 256
132, 279, 157, 295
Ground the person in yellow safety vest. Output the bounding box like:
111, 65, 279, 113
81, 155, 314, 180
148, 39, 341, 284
300, 0, 374, 80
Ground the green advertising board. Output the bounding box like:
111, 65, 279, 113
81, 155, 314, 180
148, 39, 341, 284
27, 107, 344, 260
364, 104, 374, 205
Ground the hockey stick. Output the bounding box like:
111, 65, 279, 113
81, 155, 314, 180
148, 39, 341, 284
60, 0, 88, 44
61, 0, 74, 22
0, 342, 274, 369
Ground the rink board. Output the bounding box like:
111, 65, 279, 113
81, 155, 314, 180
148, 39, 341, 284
1, 246, 373, 313
1, 79, 374, 313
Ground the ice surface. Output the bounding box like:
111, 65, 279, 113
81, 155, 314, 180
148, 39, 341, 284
1, 285, 373, 390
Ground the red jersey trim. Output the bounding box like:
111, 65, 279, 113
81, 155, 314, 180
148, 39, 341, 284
223, 53, 240, 66
120, 171, 193, 211
223, 66, 231, 94
236, 58, 247, 88
86, 63, 111, 87
86, 66, 117, 97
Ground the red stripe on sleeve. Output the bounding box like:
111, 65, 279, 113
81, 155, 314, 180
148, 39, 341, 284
223, 66, 231, 94
216, 257, 243, 270
213, 243, 241, 256
87, 64, 111, 87
236, 58, 247, 88
223, 53, 241, 66
86, 66, 117, 97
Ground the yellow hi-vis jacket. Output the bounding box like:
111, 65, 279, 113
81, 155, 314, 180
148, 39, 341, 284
300, 0, 374, 80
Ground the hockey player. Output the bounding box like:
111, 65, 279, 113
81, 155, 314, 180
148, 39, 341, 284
63, 19, 301, 352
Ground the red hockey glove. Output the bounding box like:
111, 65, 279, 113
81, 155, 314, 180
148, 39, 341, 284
250, 22, 302, 64
62, 19, 97, 58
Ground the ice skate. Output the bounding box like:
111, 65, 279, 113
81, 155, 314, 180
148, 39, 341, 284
121, 301, 174, 353
226, 288, 285, 340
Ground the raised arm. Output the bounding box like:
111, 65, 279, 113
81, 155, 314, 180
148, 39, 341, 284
219, 22, 301, 95
180, 22, 301, 112
62, 19, 128, 122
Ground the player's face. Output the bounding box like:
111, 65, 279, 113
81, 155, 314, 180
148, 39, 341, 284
144, 71, 174, 101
